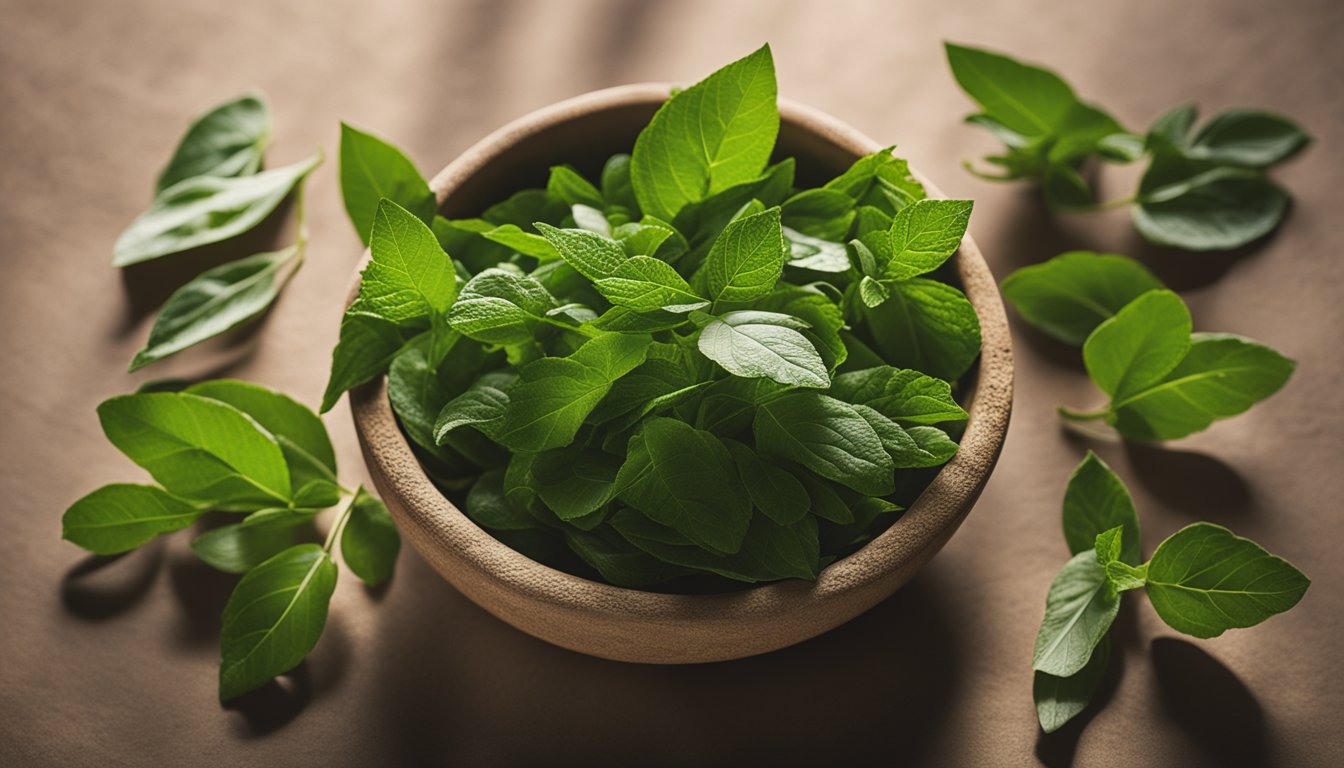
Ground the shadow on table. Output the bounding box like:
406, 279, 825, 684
1150, 637, 1266, 767
60, 543, 163, 620
1123, 443, 1254, 520
366, 559, 965, 766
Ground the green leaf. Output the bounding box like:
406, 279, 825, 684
114, 154, 320, 266
434, 370, 515, 443
672, 159, 794, 245
446, 268, 558, 345
1111, 333, 1295, 441
1083, 290, 1191, 400
823, 148, 926, 214
858, 199, 973, 281
754, 392, 895, 496
483, 189, 568, 230
595, 256, 707, 312
547, 165, 605, 209
1133, 160, 1288, 251
853, 406, 959, 469
1033, 551, 1120, 678
613, 218, 688, 262
1034, 636, 1110, 734
697, 310, 829, 388
130, 246, 298, 370
600, 153, 639, 212
631, 45, 779, 221
156, 93, 270, 193
350, 199, 458, 322
464, 469, 534, 531
185, 379, 336, 474
341, 487, 400, 586
1188, 109, 1311, 168
1001, 251, 1165, 346
830, 366, 967, 426
219, 544, 337, 700
703, 207, 787, 304
944, 43, 1079, 137
321, 313, 413, 413
858, 276, 890, 308
98, 393, 291, 509
534, 223, 626, 282
387, 342, 457, 462
63, 484, 201, 555
481, 224, 561, 261
191, 509, 314, 574
781, 188, 856, 240
495, 333, 651, 451
1063, 452, 1141, 565
532, 449, 621, 521
1145, 523, 1309, 638
724, 439, 809, 526
693, 375, 784, 436
564, 527, 691, 587
739, 513, 821, 580
784, 226, 849, 273
862, 278, 982, 382
614, 419, 752, 554
339, 123, 434, 244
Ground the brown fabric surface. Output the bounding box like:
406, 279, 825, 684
1, 0, 1341, 765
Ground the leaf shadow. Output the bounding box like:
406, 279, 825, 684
1034, 632, 1128, 768
1123, 442, 1254, 520
166, 549, 242, 648
1150, 637, 1267, 767
59, 542, 164, 621
223, 614, 351, 739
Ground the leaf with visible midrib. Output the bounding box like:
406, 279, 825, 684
703, 207, 787, 304
1062, 452, 1141, 565
219, 544, 337, 700
1082, 289, 1190, 401
350, 199, 458, 322
697, 310, 829, 389
1033, 551, 1119, 678
339, 123, 435, 244
944, 43, 1078, 137
753, 392, 894, 496
341, 487, 400, 586
1001, 251, 1164, 346
1034, 636, 1110, 734
63, 484, 201, 555
157, 93, 271, 193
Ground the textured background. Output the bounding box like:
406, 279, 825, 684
2, 0, 1341, 765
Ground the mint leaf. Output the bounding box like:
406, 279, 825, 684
945, 42, 1079, 138
823, 148, 925, 213
341, 487, 400, 586
780, 188, 856, 240
600, 153, 638, 211
434, 370, 515, 443
853, 406, 959, 469
754, 392, 895, 496
1033, 550, 1119, 678
613, 218, 687, 262
547, 165, 605, 209
857, 199, 973, 281
156, 93, 270, 193
1001, 251, 1164, 346
446, 268, 558, 345
350, 199, 458, 322
114, 154, 320, 266
631, 45, 779, 221
862, 278, 982, 382
532, 449, 621, 521
130, 246, 299, 370
1145, 523, 1309, 638
1034, 636, 1110, 734
1111, 333, 1295, 441
1063, 452, 1141, 565
534, 223, 626, 282
830, 366, 967, 426
321, 313, 413, 413
387, 342, 458, 463
614, 419, 751, 554
697, 310, 829, 388
595, 255, 707, 312
62, 484, 201, 555
1082, 289, 1191, 401
482, 224, 561, 261
191, 509, 314, 574
703, 206, 788, 304
1133, 161, 1288, 251
98, 393, 291, 509
219, 544, 337, 700
1188, 109, 1311, 168
339, 123, 434, 244
464, 469, 534, 531
724, 439, 809, 525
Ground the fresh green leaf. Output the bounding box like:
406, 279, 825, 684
191, 509, 314, 573
724, 439, 810, 525
446, 268, 558, 345
532, 449, 621, 521
1062, 452, 1141, 565
434, 370, 515, 443
703, 206, 787, 304
534, 223, 626, 282
595, 256, 707, 312
781, 188, 856, 240
862, 278, 982, 382
341, 487, 400, 586
697, 310, 828, 388
547, 165, 605, 209
600, 153, 638, 212
1034, 636, 1110, 734
156, 93, 270, 193
464, 469, 534, 531
824, 148, 925, 214
1001, 251, 1164, 346
858, 199, 973, 281
1133, 159, 1288, 251
784, 226, 849, 273
830, 366, 968, 426
1188, 109, 1311, 168
945, 43, 1080, 138
321, 313, 413, 413
482, 224, 561, 260
1082, 290, 1191, 401
349, 199, 457, 322
1033, 551, 1119, 678
754, 392, 895, 496
63, 484, 201, 555
339, 123, 435, 244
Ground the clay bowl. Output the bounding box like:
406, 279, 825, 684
349, 83, 1013, 664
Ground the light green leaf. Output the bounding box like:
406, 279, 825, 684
862, 278, 982, 382
446, 268, 558, 345
1001, 251, 1165, 346
613, 218, 687, 262
1083, 290, 1191, 400
783, 226, 849, 273
600, 153, 639, 211
853, 405, 959, 469
631, 45, 779, 220
191, 508, 314, 573
595, 255, 707, 312
703, 206, 787, 304
858, 276, 890, 308
534, 223, 626, 282
858, 199, 973, 281
156, 93, 270, 193
114, 154, 320, 266
482, 224, 561, 261
823, 148, 925, 214
339, 123, 434, 244
697, 310, 829, 388
1145, 523, 1309, 638
350, 199, 458, 322
341, 487, 400, 586
219, 544, 337, 700
780, 188, 856, 240
547, 165, 605, 209
830, 366, 968, 426
63, 484, 201, 555
1033, 551, 1120, 677
944, 43, 1080, 138
754, 392, 895, 496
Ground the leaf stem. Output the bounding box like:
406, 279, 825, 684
1057, 405, 1109, 422
322, 490, 358, 553
1063, 194, 1138, 214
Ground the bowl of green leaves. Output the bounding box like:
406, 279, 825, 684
326, 45, 1013, 663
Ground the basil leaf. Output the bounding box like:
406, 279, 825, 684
613, 218, 687, 262
185, 379, 336, 474
434, 370, 515, 443
595, 255, 708, 312
130, 246, 298, 370
532, 449, 621, 521
1145, 523, 1309, 639
62, 484, 201, 555
495, 333, 651, 451
1063, 452, 1141, 565
697, 310, 827, 387
350, 199, 458, 322
862, 278, 982, 382
482, 224, 561, 261
113, 154, 320, 266
1034, 636, 1110, 734
703, 206, 788, 304
1033, 551, 1119, 678
547, 165, 605, 209
219, 544, 337, 700
534, 223, 626, 282
614, 419, 751, 554
1082, 289, 1191, 401
823, 148, 925, 214
446, 268, 559, 345
341, 487, 400, 586
1188, 109, 1311, 168
191, 509, 314, 574
156, 93, 270, 193
321, 312, 414, 413
98, 393, 291, 509
724, 439, 810, 526
631, 45, 779, 221
858, 199, 973, 281
830, 365, 968, 426
1001, 251, 1164, 346
339, 123, 435, 244
944, 43, 1078, 138
1111, 333, 1295, 441
1133, 160, 1288, 251
754, 392, 895, 496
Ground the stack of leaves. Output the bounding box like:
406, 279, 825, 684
1001, 251, 1295, 440
114, 94, 321, 370
61, 380, 400, 701
946, 43, 1311, 250
1032, 452, 1309, 732
322, 45, 983, 588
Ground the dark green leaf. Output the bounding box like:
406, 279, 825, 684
754, 392, 895, 496
191, 508, 314, 573
434, 370, 515, 443
532, 449, 621, 521
830, 366, 967, 426
341, 487, 400, 586
945, 43, 1079, 137
724, 439, 809, 525
1001, 251, 1165, 346
1188, 109, 1311, 168
1133, 160, 1288, 251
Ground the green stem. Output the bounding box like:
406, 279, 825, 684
1063, 194, 1137, 214
277, 180, 311, 290
322, 491, 358, 553
1057, 405, 1109, 422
